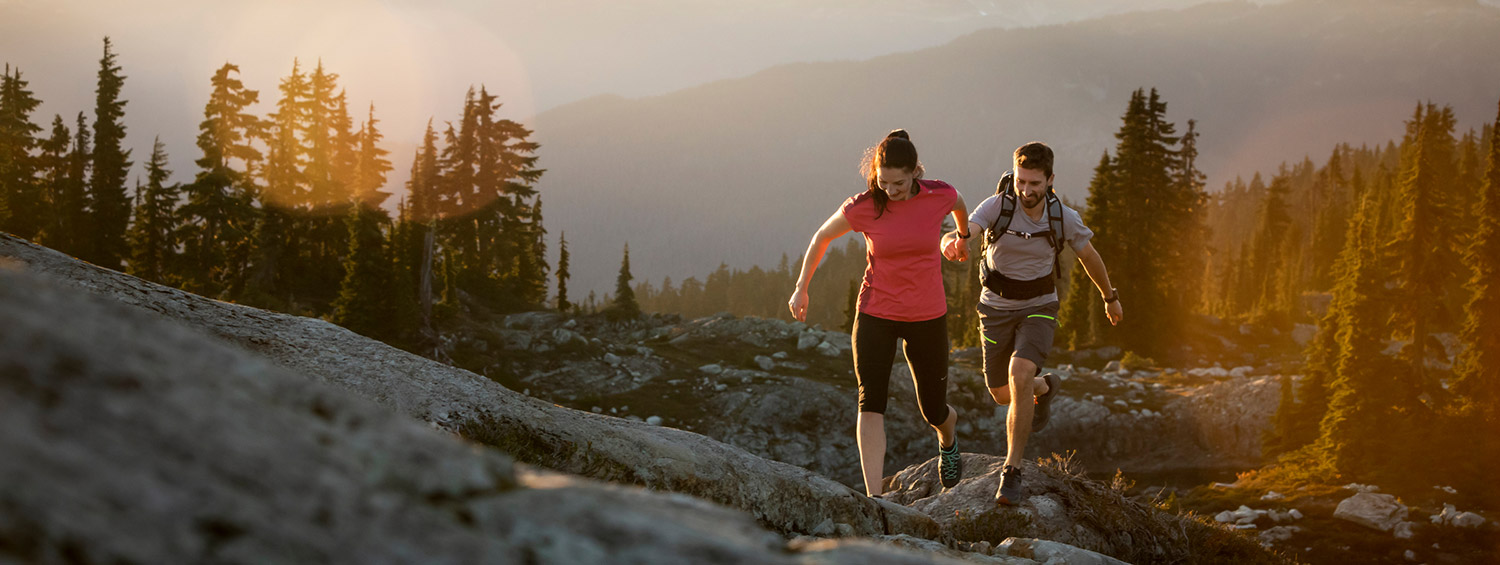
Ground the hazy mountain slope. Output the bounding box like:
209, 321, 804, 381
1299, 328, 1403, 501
534, 0, 1500, 296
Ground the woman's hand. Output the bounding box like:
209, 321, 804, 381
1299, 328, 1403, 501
788, 288, 810, 322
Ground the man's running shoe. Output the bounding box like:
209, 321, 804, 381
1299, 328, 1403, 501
1032, 372, 1061, 432
939, 442, 962, 489
995, 465, 1025, 506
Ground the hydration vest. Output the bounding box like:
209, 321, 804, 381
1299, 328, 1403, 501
979, 171, 1068, 300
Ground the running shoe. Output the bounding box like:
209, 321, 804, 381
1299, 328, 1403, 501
939, 442, 962, 488
995, 465, 1024, 505
1032, 372, 1061, 432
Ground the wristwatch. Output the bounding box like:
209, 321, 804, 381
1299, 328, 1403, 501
957, 230, 972, 239
1105, 288, 1119, 304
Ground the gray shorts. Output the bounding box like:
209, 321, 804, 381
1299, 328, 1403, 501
978, 301, 1059, 388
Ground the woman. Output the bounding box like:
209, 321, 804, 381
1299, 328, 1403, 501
787, 129, 970, 498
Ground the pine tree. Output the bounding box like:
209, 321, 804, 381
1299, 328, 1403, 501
180, 63, 264, 297
556, 231, 572, 312
332, 201, 395, 340
1319, 191, 1419, 481
248, 60, 309, 302
126, 138, 177, 282
408, 120, 442, 327
0, 65, 44, 239
352, 103, 392, 209
87, 37, 134, 269
1453, 99, 1500, 414
608, 243, 640, 321
52, 113, 93, 259
1060, 153, 1113, 348
1249, 172, 1291, 321
1387, 103, 1458, 381
36, 115, 72, 248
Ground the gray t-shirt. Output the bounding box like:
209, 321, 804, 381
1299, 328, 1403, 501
968, 194, 1093, 310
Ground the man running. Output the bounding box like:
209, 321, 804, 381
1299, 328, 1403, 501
941, 141, 1122, 505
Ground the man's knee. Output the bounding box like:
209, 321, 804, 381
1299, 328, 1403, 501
1009, 357, 1038, 395
989, 386, 1012, 405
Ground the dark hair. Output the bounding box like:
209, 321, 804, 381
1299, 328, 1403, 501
860, 129, 924, 219
1014, 141, 1054, 179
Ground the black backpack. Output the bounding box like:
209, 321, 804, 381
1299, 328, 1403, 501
978, 171, 1068, 299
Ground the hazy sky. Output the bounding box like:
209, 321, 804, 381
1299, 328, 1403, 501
0, 0, 1274, 192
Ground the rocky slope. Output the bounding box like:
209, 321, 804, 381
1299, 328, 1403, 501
0, 233, 1282, 563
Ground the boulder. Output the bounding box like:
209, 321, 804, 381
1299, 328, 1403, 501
1333, 492, 1408, 532
755, 355, 776, 371
3, 265, 987, 565
0, 234, 939, 541
797, 332, 822, 351
995, 538, 1130, 565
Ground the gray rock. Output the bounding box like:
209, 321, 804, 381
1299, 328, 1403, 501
1259, 526, 1299, 544
816, 341, 841, 357
1334, 492, 1408, 532
996, 538, 1130, 565
797, 332, 822, 351
0, 234, 941, 543
755, 355, 776, 371
604, 353, 623, 366
700, 364, 724, 375
647, 416, 664, 426
1103, 360, 1122, 373
772, 351, 788, 360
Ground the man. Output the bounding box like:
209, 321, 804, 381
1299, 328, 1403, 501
940, 141, 1122, 505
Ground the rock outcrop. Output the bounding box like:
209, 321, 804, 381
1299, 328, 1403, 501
0, 234, 1286, 563
0, 265, 1019, 564
0, 234, 935, 540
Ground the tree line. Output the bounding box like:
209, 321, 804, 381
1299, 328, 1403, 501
635, 89, 1500, 498
0, 38, 549, 351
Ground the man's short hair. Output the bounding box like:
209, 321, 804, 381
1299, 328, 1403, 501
1014, 142, 1054, 179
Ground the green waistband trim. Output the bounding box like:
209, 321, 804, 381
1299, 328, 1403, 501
1027, 314, 1056, 321
983, 334, 998, 344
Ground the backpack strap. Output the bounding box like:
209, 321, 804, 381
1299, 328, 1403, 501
984, 173, 1069, 281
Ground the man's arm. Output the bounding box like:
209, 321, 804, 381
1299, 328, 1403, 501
1075, 241, 1123, 326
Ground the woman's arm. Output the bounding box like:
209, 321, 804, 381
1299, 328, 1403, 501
788, 210, 853, 322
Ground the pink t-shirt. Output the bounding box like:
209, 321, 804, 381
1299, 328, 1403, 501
839, 179, 957, 322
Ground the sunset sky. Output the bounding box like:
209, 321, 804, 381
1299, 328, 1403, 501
0, 0, 1289, 190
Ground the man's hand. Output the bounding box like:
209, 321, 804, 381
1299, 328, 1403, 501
941, 232, 970, 262
1105, 300, 1123, 326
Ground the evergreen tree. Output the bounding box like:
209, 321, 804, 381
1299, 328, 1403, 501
1060, 153, 1113, 348
1249, 172, 1291, 321
608, 243, 640, 320
331, 201, 395, 340
0, 65, 44, 238
126, 137, 177, 282
1453, 99, 1500, 414
1319, 191, 1419, 481
87, 37, 133, 269
53, 113, 93, 259
556, 231, 572, 312
353, 103, 392, 208
408, 120, 442, 327
249, 60, 309, 301
36, 115, 72, 248
180, 63, 264, 296
1387, 103, 1458, 379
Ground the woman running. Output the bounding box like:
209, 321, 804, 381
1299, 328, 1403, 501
787, 129, 969, 498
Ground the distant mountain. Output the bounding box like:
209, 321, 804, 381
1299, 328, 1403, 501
533, 0, 1500, 297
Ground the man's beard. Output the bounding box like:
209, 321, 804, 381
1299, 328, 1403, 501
1020, 192, 1043, 209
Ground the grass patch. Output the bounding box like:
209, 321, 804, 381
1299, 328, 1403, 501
1035, 452, 1294, 565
